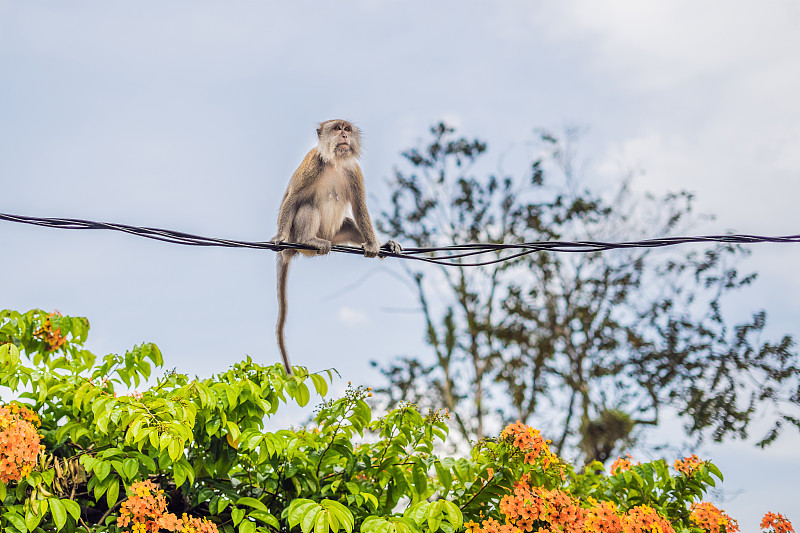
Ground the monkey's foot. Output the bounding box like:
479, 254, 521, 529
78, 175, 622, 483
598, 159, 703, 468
362, 241, 380, 258
381, 240, 403, 256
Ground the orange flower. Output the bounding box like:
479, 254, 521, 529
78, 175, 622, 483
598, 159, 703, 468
33, 311, 67, 352
761, 512, 794, 533
117, 480, 218, 532
690, 502, 739, 533
492, 475, 585, 533
501, 422, 549, 462
610, 455, 637, 476
0, 403, 42, 483
586, 500, 623, 533
622, 505, 675, 533
468, 475, 588, 533
177, 513, 219, 533
674, 454, 703, 477
500, 421, 562, 475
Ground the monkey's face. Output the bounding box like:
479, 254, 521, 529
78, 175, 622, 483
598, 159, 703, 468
318, 120, 361, 160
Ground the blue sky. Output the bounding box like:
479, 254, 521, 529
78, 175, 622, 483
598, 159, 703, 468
2, 1, 799, 528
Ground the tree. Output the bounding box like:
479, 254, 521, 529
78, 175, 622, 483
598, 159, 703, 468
375, 123, 800, 462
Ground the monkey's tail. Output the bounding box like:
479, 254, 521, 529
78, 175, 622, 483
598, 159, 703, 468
276, 251, 294, 376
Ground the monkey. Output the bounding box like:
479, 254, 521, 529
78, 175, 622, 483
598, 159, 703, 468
271, 119, 401, 376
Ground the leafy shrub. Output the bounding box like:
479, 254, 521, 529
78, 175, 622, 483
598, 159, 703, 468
0, 309, 793, 533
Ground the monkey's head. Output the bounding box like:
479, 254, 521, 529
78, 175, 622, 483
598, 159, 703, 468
317, 119, 361, 162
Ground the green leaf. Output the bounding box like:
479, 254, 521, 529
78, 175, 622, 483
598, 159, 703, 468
168, 439, 183, 462
361, 517, 384, 533
94, 460, 111, 482
236, 497, 268, 513
434, 461, 452, 492
297, 382, 310, 407
327, 509, 340, 533
62, 499, 81, 521
301, 506, 321, 533
232, 508, 246, 526
49, 498, 68, 530
3, 512, 26, 533
442, 501, 463, 530
314, 511, 328, 533
107, 478, 120, 507
362, 492, 379, 511
0, 343, 20, 364
123, 457, 139, 480
248, 510, 280, 528
310, 374, 328, 397
239, 520, 256, 533
321, 500, 353, 533
25, 506, 43, 532
707, 462, 723, 482
288, 499, 317, 529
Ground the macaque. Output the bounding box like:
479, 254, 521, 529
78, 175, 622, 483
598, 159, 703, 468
271, 119, 401, 375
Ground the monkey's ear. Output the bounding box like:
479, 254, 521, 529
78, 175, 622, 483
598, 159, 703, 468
316, 127, 322, 138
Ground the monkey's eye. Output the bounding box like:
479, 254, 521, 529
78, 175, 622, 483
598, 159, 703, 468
344, 126, 351, 132
335, 125, 341, 131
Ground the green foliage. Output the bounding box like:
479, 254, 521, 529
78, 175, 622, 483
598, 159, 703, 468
0, 309, 779, 533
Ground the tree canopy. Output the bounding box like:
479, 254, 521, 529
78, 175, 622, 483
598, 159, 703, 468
375, 123, 800, 462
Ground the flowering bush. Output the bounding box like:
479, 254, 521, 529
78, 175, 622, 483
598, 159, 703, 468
674, 454, 704, 477
690, 502, 739, 533
761, 512, 795, 533
0, 402, 41, 483
117, 480, 217, 533
33, 311, 67, 352
0, 309, 795, 533
609, 455, 636, 476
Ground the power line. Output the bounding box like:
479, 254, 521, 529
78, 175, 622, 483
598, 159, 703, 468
2, 212, 798, 267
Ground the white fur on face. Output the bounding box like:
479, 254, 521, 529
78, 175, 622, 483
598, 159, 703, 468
317, 120, 360, 163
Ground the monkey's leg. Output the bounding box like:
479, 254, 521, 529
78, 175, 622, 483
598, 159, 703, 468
333, 218, 402, 257
292, 204, 332, 255
333, 218, 381, 257
331, 217, 365, 245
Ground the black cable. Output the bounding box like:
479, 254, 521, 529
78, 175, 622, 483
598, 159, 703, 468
2, 212, 798, 267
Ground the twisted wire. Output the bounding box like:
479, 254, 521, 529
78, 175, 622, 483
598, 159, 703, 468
2, 212, 798, 267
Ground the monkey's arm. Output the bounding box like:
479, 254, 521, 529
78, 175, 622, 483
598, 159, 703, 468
271, 150, 321, 243
271, 193, 296, 243
347, 166, 382, 257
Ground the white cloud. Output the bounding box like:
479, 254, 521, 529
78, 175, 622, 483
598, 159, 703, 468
546, 0, 800, 90
336, 307, 368, 328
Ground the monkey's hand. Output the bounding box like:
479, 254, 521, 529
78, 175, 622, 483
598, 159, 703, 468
270, 233, 289, 245
362, 240, 381, 258
315, 239, 332, 255
381, 240, 403, 256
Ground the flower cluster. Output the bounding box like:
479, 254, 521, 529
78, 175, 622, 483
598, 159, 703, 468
609, 455, 637, 475
674, 454, 703, 476
583, 499, 676, 533
689, 502, 739, 533
761, 512, 794, 533
623, 505, 676, 533
466, 475, 586, 533
0, 403, 42, 483
117, 480, 217, 533
33, 311, 67, 352
500, 421, 558, 469
585, 500, 623, 532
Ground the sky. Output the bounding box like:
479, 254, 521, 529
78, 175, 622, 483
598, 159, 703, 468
1, 1, 799, 528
